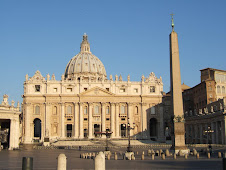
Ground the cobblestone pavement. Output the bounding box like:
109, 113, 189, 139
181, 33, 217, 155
0, 147, 225, 170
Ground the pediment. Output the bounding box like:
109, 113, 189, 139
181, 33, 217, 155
79, 87, 115, 96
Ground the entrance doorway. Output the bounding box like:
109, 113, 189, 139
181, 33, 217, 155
66, 124, 72, 137
0, 119, 10, 149
121, 124, 127, 138
34, 118, 41, 140
150, 118, 157, 138
94, 124, 100, 137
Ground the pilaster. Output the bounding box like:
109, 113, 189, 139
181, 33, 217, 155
60, 102, 65, 138
88, 102, 93, 138
74, 102, 79, 138
101, 102, 106, 138
79, 102, 84, 138
110, 103, 115, 138
115, 103, 120, 138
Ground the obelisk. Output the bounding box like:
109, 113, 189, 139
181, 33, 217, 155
169, 14, 189, 154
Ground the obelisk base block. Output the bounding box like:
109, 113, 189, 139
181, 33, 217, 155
171, 122, 189, 155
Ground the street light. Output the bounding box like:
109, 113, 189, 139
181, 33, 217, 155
204, 126, 214, 153
127, 119, 136, 152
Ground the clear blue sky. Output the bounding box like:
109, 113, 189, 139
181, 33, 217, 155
0, 0, 226, 104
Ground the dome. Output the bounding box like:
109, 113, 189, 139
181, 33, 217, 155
64, 34, 107, 81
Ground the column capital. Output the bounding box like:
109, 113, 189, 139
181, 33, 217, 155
110, 102, 116, 106
101, 102, 107, 106
115, 103, 120, 106
73, 102, 78, 106
127, 102, 134, 106
59, 102, 64, 106
88, 102, 93, 106
141, 102, 148, 106
44, 102, 52, 106
78, 102, 84, 106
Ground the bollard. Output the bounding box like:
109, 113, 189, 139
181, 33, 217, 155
185, 154, 188, 159
193, 149, 197, 156
160, 149, 163, 155
142, 151, 144, 155
162, 154, 165, 160
147, 149, 151, 156
141, 154, 144, 160
107, 154, 110, 160
165, 149, 170, 157
173, 153, 177, 159
114, 152, 118, 160
207, 152, 210, 159
131, 154, 135, 160
196, 153, 199, 159
57, 154, 67, 170
22, 157, 33, 170
151, 154, 155, 160
218, 152, 222, 158
95, 152, 105, 170
179, 150, 183, 156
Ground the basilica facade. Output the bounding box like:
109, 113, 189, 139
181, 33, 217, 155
22, 34, 164, 144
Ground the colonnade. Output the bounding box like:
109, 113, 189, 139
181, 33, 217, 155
186, 118, 226, 144
57, 102, 149, 139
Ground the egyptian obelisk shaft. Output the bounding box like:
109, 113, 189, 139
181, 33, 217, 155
169, 16, 188, 154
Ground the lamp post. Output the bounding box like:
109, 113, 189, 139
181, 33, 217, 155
127, 119, 135, 152
204, 126, 214, 153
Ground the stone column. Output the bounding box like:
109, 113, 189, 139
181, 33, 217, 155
24, 103, 31, 144
200, 124, 203, 144
9, 119, 15, 150
45, 102, 51, 137
211, 122, 215, 144
216, 121, 219, 144
115, 103, 120, 138
101, 103, 106, 138
88, 102, 93, 138
128, 103, 134, 136
110, 103, 115, 138
14, 119, 20, 149
158, 105, 165, 142
223, 117, 226, 144
79, 103, 84, 138
141, 103, 148, 139
60, 103, 65, 138
221, 120, 225, 144
74, 102, 79, 138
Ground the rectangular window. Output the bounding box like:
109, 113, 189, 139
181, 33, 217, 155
53, 88, 58, 92
120, 88, 126, 93
67, 88, 72, 92
95, 106, 99, 114
35, 85, 40, 92
67, 118, 71, 121
151, 107, 155, 114
106, 107, 110, 114
121, 105, 125, 114
150, 86, 155, 93
134, 88, 138, 93
121, 118, 125, 121
84, 88, 88, 91
106, 118, 110, 121
84, 118, 88, 121
106, 88, 109, 91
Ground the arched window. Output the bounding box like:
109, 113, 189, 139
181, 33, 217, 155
53, 106, 57, 115
94, 105, 99, 114
84, 106, 88, 115
106, 106, 110, 115
217, 86, 221, 93
222, 86, 225, 94
35, 106, 40, 114
67, 106, 72, 114
135, 106, 138, 115
121, 105, 125, 114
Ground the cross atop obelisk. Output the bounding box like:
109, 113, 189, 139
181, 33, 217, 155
169, 14, 189, 155
170, 13, 175, 31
